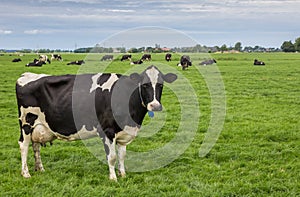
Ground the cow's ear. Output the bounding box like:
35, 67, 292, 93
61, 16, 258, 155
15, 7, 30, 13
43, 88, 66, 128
163, 73, 177, 83
130, 73, 141, 82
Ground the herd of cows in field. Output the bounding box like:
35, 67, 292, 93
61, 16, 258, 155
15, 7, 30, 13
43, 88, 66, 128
11, 53, 266, 70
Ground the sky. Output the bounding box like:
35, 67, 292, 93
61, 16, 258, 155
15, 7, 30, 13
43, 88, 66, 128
0, 0, 300, 50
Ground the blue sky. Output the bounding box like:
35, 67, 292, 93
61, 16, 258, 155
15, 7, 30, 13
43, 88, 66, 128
1, 0, 299, 50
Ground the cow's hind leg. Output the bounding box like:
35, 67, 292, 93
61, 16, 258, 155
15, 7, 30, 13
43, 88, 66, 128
117, 144, 126, 177
19, 129, 32, 178
32, 142, 45, 172
18, 110, 38, 178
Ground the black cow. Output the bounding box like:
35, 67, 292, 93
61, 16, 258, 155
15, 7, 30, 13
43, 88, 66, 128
121, 54, 132, 61
165, 53, 172, 62
67, 60, 85, 65
26, 59, 45, 67
200, 59, 217, 66
39, 55, 51, 64
130, 59, 143, 65
51, 54, 63, 61
254, 59, 265, 66
101, 55, 113, 61
16, 65, 177, 181
12, 58, 22, 62
141, 54, 151, 61
177, 55, 192, 70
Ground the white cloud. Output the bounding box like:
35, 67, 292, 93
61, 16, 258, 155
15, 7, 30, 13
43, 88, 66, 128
24, 29, 43, 34
0, 29, 12, 34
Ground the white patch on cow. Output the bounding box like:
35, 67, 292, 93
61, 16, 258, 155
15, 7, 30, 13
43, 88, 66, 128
17, 72, 49, 87
19, 106, 55, 143
145, 67, 161, 111
101, 74, 119, 92
89, 73, 119, 93
116, 125, 139, 145
65, 125, 98, 141
90, 73, 102, 93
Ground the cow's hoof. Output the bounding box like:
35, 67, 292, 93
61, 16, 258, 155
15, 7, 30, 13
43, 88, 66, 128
118, 171, 126, 178
21, 172, 31, 178
109, 174, 118, 182
109, 177, 118, 182
35, 166, 45, 172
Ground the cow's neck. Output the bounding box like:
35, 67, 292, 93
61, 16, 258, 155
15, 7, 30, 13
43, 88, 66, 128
129, 88, 148, 126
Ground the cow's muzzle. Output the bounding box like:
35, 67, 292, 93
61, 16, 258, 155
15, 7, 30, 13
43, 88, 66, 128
147, 101, 162, 111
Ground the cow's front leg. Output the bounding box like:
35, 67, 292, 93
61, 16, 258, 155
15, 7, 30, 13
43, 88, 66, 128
117, 144, 126, 177
32, 142, 45, 172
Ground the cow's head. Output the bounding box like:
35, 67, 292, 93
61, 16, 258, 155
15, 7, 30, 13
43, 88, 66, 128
130, 65, 177, 111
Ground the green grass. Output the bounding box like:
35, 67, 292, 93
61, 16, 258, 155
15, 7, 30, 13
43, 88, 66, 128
0, 52, 299, 196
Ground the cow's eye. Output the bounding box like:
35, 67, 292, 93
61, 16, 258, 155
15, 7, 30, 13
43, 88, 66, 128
142, 84, 149, 88
157, 84, 163, 88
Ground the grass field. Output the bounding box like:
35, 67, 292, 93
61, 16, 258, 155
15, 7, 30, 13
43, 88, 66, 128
0, 52, 299, 196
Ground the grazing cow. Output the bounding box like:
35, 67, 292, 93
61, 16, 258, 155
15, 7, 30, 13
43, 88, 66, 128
101, 55, 114, 61
200, 59, 217, 66
16, 65, 177, 181
165, 53, 172, 62
141, 54, 151, 61
121, 54, 132, 61
177, 55, 192, 70
26, 59, 45, 67
12, 58, 22, 62
51, 54, 63, 61
39, 55, 51, 64
254, 59, 265, 66
130, 59, 143, 65
67, 60, 85, 65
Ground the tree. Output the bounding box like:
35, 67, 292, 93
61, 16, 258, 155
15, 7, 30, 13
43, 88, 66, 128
234, 42, 242, 51
281, 41, 295, 52
128, 48, 138, 53
294, 37, 300, 52
220, 44, 228, 52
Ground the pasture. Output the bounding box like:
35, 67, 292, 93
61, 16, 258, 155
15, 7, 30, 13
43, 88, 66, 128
0, 52, 299, 196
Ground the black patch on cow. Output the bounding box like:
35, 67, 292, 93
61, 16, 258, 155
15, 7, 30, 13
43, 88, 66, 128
98, 126, 110, 156
23, 124, 33, 135
26, 113, 38, 126
97, 74, 111, 87
104, 128, 115, 142
18, 119, 24, 142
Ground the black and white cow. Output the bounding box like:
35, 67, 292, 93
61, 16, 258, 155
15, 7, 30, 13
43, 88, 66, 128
130, 59, 143, 65
39, 55, 51, 64
199, 59, 217, 66
101, 55, 114, 61
12, 58, 22, 62
177, 55, 192, 70
26, 59, 45, 67
141, 54, 151, 61
66, 60, 85, 65
165, 53, 172, 62
51, 54, 63, 61
254, 59, 265, 66
16, 65, 177, 181
121, 54, 132, 61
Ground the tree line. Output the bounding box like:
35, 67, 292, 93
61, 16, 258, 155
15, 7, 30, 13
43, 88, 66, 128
2, 37, 299, 53
281, 37, 300, 52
